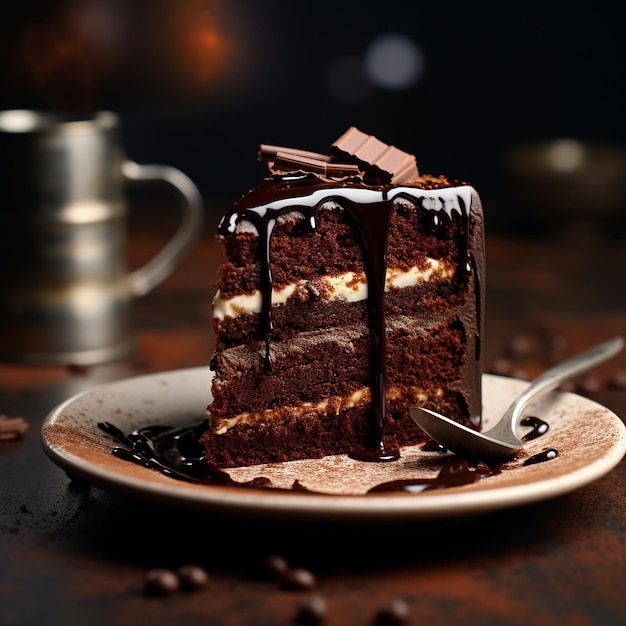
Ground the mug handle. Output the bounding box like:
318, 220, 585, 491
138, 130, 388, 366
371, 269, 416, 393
122, 160, 204, 297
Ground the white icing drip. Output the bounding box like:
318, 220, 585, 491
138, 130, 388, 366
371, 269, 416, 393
242, 186, 386, 217
240, 184, 473, 220
386, 185, 473, 217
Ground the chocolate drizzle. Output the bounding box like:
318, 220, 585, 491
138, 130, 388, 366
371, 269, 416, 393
346, 197, 393, 459
520, 416, 550, 441
367, 459, 493, 493
98, 421, 274, 488
523, 448, 559, 465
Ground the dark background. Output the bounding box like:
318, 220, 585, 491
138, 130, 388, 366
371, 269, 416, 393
2, 0, 625, 232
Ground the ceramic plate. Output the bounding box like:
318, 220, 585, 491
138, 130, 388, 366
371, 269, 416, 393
41, 368, 626, 522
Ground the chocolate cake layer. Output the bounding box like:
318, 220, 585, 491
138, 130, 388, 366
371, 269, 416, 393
204, 317, 470, 468
203, 129, 485, 468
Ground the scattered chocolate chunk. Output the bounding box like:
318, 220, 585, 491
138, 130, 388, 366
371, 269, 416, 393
281, 567, 317, 591
0, 414, 29, 441
144, 568, 180, 596
374, 599, 411, 625
177, 564, 210, 591
294, 595, 328, 625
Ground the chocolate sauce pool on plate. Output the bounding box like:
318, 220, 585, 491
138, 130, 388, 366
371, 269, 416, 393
98, 414, 558, 496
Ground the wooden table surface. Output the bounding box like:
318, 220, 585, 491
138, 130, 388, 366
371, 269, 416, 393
2, 211, 626, 626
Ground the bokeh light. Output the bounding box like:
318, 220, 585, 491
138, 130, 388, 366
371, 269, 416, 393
364, 33, 424, 90
547, 139, 585, 172
327, 31, 424, 104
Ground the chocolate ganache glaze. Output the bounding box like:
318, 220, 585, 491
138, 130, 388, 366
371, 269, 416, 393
216, 131, 479, 461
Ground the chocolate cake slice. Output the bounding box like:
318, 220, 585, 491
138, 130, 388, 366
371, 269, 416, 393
201, 127, 486, 468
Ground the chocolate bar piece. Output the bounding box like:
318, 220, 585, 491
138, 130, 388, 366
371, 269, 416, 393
330, 126, 419, 184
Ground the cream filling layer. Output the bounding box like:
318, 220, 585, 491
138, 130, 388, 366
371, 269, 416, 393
210, 385, 443, 435
213, 258, 453, 320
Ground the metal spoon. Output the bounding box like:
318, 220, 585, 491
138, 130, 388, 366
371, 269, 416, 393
410, 336, 624, 459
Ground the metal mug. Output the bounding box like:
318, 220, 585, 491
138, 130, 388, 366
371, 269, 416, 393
0, 110, 204, 365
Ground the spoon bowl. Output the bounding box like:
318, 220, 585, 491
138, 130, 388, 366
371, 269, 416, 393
410, 336, 624, 459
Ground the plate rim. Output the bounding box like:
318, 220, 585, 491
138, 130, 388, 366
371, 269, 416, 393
41, 367, 626, 522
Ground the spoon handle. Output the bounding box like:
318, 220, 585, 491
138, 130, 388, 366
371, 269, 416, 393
509, 336, 624, 424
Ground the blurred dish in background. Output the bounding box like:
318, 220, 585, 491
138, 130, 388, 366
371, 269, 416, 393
502, 139, 626, 238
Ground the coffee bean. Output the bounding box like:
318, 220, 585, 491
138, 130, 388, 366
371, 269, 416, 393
607, 370, 626, 390
177, 564, 210, 590
507, 333, 536, 359
263, 553, 290, 577
294, 594, 327, 624
281, 567, 317, 590
375, 599, 410, 625
144, 568, 180, 596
